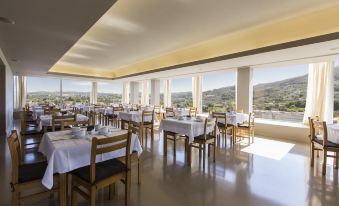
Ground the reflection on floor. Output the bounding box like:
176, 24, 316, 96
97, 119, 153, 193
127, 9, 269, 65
0, 128, 338, 206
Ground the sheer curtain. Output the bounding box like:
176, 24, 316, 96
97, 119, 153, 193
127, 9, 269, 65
163, 79, 171, 107
140, 80, 149, 105
303, 61, 334, 123
122, 82, 130, 104
14, 76, 26, 110
90, 82, 98, 104
192, 76, 202, 113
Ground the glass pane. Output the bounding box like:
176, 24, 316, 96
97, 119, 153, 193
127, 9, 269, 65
97, 82, 122, 105
202, 71, 236, 113
253, 64, 308, 122
160, 80, 164, 105
171, 77, 192, 108
62, 79, 91, 105
26, 76, 61, 105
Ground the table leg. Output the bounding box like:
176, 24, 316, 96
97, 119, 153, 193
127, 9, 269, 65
59, 173, 67, 206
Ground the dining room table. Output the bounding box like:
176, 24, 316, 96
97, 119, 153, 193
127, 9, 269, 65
322, 124, 339, 144
37, 114, 89, 131
119, 110, 158, 129
38, 128, 143, 206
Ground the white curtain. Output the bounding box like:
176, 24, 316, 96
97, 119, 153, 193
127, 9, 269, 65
122, 82, 130, 104
14, 76, 26, 110
90, 82, 98, 104
163, 79, 171, 107
192, 76, 202, 113
140, 80, 149, 105
303, 62, 334, 124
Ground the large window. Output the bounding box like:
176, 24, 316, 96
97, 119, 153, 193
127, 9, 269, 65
253, 64, 308, 122
171, 77, 192, 108
160, 80, 164, 105
202, 71, 236, 112
334, 61, 339, 117
26, 76, 61, 105
62, 79, 91, 105
97, 82, 122, 105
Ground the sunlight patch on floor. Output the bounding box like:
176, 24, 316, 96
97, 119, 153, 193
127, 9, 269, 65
241, 138, 295, 160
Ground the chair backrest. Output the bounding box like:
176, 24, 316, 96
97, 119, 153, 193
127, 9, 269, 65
249, 112, 255, 126
212, 112, 227, 128
52, 114, 76, 131
202, 118, 216, 140
312, 120, 328, 146
44, 108, 61, 115
189, 107, 197, 117
113, 106, 124, 113
142, 110, 154, 124
154, 105, 161, 112
7, 130, 21, 184
90, 131, 131, 184
165, 107, 175, 118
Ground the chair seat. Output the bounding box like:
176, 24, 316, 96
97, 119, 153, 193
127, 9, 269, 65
71, 159, 127, 183
237, 123, 250, 128
19, 161, 48, 183
217, 122, 233, 128
194, 134, 215, 141
313, 138, 339, 148
106, 114, 118, 118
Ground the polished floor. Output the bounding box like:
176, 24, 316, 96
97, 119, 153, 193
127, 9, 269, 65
1, 125, 339, 206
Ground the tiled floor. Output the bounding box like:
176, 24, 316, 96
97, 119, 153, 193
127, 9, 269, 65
0, 125, 338, 206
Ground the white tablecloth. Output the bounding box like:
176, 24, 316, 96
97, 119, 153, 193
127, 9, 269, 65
38, 114, 89, 131
159, 118, 214, 143
119, 111, 154, 123
31, 105, 42, 111
324, 124, 339, 144
174, 108, 190, 116
33, 109, 44, 120
38, 129, 143, 189
217, 113, 249, 126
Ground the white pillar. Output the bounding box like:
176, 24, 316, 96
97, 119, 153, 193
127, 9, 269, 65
163, 79, 171, 107
140, 80, 149, 105
236, 67, 253, 113
90, 81, 98, 104
150, 79, 160, 105
60, 79, 63, 107
122, 82, 130, 104
130, 81, 140, 104
192, 76, 202, 113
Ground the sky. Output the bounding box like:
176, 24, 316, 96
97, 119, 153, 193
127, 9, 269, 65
26, 61, 339, 93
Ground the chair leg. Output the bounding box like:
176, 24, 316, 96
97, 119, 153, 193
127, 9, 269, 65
203, 144, 206, 169
109, 183, 116, 200
71, 185, 77, 206
90, 187, 96, 206
322, 150, 327, 176
138, 158, 141, 185
125, 171, 131, 206
208, 144, 210, 158
310, 144, 314, 167
188, 144, 192, 166
151, 126, 154, 141
334, 152, 338, 169
164, 132, 167, 157
213, 143, 216, 162
173, 137, 176, 158
11, 190, 19, 206
198, 144, 202, 165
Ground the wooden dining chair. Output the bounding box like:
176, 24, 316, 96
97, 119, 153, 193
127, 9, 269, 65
7, 130, 59, 206
131, 110, 154, 147
164, 107, 175, 118
154, 105, 162, 121
188, 118, 216, 168
70, 131, 132, 206
212, 112, 234, 146
51, 114, 76, 131
189, 107, 197, 117
106, 107, 124, 127
310, 119, 339, 175
236, 112, 255, 144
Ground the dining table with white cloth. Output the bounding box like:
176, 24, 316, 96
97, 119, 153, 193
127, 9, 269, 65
119, 111, 156, 123
37, 114, 89, 131
159, 117, 214, 143
322, 124, 339, 144
32, 109, 44, 120
216, 112, 249, 126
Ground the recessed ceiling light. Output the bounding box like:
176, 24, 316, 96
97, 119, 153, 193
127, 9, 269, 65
0, 17, 15, 24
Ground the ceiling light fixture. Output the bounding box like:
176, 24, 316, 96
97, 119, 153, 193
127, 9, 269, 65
0, 16, 15, 24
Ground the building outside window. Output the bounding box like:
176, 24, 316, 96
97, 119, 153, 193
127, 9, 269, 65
253, 64, 308, 122
202, 71, 236, 112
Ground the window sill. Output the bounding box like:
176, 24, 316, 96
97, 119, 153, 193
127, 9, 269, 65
255, 118, 307, 129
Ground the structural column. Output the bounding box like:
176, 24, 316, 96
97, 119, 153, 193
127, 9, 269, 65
236, 67, 253, 113
129, 81, 140, 104
90, 81, 98, 104
163, 79, 171, 107
122, 82, 130, 104
192, 76, 202, 113
150, 79, 160, 106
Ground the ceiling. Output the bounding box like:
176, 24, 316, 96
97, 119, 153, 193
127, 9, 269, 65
1, 0, 339, 79
0, 0, 117, 76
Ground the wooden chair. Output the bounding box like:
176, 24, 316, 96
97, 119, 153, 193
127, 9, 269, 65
189, 107, 197, 117
106, 107, 124, 127
188, 118, 216, 168
70, 131, 132, 206
131, 110, 154, 147
51, 114, 76, 131
164, 107, 175, 118
310, 119, 339, 175
7, 130, 58, 206
44, 108, 61, 115
20, 109, 42, 156
212, 112, 234, 146
236, 112, 255, 144
154, 105, 162, 121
